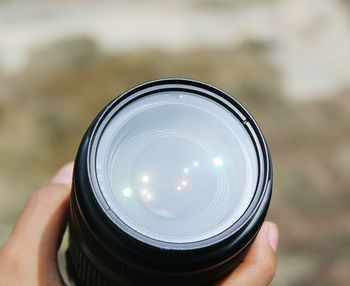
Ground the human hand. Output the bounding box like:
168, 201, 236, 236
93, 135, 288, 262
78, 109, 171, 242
0, 163, 278, 286
0, 163, 74, 286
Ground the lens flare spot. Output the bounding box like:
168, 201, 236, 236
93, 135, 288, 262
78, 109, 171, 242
181, 180, 187, 186
142, 175, 149, 183
183, 168, 189, 173
193, 161, 199, 167
177, 186, 182, 191
213, 157, 223, 167
122, 188, 132, 197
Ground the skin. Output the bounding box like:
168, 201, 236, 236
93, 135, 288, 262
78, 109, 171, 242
0, 163, 279, 286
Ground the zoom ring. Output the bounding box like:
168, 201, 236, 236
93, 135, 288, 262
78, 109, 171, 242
66, 222, 248, 286
66, 186, 251, 285
66, 228, 116, 286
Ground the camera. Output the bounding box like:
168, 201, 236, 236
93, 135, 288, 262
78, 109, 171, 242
66, 78, 272, 286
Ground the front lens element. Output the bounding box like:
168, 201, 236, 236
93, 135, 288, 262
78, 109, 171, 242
95, 91, 258, 243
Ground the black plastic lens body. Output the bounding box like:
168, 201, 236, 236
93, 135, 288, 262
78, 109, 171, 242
66, 78, 272, 286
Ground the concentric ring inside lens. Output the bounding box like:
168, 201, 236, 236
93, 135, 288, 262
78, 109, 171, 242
95, 91, 258, 243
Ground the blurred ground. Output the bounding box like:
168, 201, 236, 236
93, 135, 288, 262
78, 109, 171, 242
0, 1, 350, 286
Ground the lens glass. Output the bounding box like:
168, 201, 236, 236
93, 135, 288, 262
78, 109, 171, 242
95, 91, 258, 243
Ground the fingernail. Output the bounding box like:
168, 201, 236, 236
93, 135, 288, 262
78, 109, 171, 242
51, 162, 74, 185
268, 222, 279, 252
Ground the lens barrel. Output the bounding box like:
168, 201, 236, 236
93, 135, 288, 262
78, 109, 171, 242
66, 78, 272, 286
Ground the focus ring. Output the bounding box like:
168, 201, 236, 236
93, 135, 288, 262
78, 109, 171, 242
66, 227, 249, 286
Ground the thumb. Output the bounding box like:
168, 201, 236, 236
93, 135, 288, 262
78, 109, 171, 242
218, 221, 279, 286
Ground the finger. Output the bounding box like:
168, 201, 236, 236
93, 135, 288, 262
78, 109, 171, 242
218, 222, 279, 286
4, 162, 74, 263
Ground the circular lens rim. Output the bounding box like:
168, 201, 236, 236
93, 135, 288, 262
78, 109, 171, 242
95, 90, 259, 243
86, 78, 271, 250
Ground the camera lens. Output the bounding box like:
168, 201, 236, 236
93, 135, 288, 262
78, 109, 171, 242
66, 78, 272, 286
98, 91, 258, 243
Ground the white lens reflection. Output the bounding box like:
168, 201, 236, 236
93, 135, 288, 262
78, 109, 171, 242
140, 189, 153, 201
142, 175, 149, 183
122, 188, 132, 197
213, 157, 223, 167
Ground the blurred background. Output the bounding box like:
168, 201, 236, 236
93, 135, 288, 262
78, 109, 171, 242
0, 0, 349, 285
